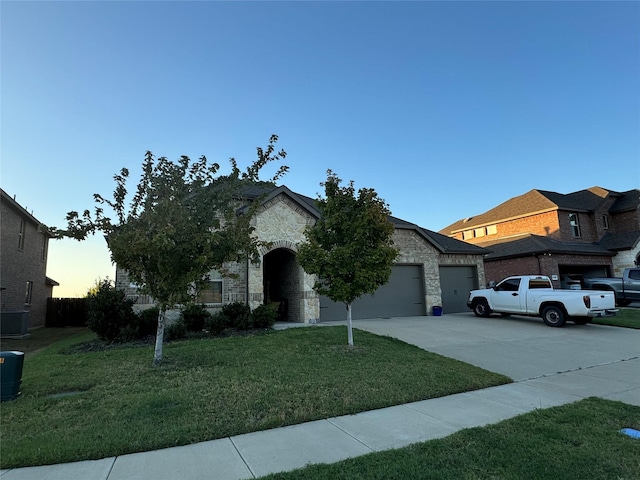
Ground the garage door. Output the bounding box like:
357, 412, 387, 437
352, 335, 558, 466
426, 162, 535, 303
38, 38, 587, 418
439, 266, 478, 314
320, 265, 425, 321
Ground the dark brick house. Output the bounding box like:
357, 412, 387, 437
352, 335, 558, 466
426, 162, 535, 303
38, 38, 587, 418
1, 189, 58, 331
439, 187, 640, 288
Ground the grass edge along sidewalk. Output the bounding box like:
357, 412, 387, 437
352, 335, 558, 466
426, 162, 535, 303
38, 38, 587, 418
259, 397, 640, 480
1, 326, 510, 469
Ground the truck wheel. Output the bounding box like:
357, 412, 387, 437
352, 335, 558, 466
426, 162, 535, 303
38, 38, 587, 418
617, 299, 631, 307
573, 318, 590, 325
542, 306, 566, 327
473, 299, 491, 317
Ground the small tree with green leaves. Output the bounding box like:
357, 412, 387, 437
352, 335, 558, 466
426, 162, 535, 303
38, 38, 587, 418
55, 135, 287, 365
297, 170, 399, 346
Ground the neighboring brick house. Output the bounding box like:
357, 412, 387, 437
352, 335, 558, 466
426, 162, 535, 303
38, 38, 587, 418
117, 185, 488, 319
1, 188, 58, 331
439, 187, 640, 288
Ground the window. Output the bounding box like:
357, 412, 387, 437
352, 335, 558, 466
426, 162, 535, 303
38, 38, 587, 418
529, 278, 552, 289
602, 214, 609, 230
462, 230, 473, 240
474, 227, 486, 238
568, 213, 581, 238
25, 281, 34, 305
487, 225, 497, 235
496, 278, 520, 292
18, 219, 26, 250
629, 270, 640, 281
196, 270, 223, 304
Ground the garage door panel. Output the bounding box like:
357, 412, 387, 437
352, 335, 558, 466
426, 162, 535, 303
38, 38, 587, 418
320, 265, 424, 321
439, 266, 478, 314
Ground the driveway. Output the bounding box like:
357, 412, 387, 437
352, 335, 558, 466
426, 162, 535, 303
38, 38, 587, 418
340, 312, 640, 406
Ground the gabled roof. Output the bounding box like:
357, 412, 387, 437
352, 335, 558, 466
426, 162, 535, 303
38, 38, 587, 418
258, 185, 487, 256
477, 234, 614, 261
609, 189, 640, 213
440, 186, 639, 234
440, 189, 558, 234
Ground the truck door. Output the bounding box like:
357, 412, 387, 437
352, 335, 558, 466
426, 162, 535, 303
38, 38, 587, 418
492, 277, 525, 313
625, 269, 640, 301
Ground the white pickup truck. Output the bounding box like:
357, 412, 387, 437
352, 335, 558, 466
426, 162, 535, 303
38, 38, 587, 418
467, 275, 618, 327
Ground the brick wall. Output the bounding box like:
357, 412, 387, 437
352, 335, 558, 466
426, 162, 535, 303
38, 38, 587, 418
1, 197, 51, 328
453, 211, 562, 243
612, 209, 640, 233
485, 253, 614, 288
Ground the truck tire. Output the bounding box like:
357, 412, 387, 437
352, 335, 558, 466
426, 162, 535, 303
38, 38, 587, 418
473, 299, 491, 317
617, 299, 632, 307
573, 318, 590, 325
541, 305, 566, 327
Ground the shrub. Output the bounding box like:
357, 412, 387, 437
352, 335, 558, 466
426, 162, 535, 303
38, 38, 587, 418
136, 306, 160, 337
204, 312, 227, 336
165, 320, 187, 342
251, 304, 277, 329
222, 302, 251, 330
181, 304, 211, 332
86, 280, 135, 342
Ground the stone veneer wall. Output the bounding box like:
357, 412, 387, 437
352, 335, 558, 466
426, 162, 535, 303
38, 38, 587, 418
115, 195, 487, 322
251, 195, 318, 322
391, 228, 485, 314
612, 247, 640, 277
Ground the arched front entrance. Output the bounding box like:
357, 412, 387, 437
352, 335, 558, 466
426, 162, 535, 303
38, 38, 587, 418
263, 248, 303, 322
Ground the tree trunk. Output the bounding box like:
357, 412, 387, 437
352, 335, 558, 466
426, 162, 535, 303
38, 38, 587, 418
153, 307, 166, 366
346, 302, 353, 346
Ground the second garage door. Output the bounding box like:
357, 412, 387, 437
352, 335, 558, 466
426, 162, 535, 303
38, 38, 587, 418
438, 265, 478, 314
319, 264, 425, 321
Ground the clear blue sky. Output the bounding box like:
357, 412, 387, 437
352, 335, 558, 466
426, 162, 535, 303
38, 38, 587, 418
2, 1, 639, 297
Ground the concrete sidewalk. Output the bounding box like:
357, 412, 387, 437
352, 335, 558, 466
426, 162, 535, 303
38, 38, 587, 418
2, 314, 639, 480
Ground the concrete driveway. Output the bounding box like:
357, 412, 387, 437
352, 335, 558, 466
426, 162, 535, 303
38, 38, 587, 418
343, 312, 640, 405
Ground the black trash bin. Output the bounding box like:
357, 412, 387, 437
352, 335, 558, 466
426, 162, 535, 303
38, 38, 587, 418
1, 351, 25, 401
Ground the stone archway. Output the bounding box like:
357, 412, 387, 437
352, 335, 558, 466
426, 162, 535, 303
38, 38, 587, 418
263, 248, 302, 322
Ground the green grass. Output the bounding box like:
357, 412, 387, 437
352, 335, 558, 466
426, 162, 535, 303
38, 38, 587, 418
261, 397, 640, 480
1, 326, 88, 355
593, 306, 640, 329
0, 326, 510, 469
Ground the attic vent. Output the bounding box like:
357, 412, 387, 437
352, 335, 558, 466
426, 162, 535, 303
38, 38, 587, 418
463, 217, 473, 223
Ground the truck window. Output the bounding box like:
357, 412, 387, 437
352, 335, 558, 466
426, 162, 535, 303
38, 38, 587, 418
529, 278, 552, 289
629, 270, 640, 280
496, 278, 520, 292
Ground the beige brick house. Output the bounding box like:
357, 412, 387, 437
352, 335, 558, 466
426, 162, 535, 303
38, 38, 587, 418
439, 187, 640, 288
117, 185, 487, 320
1, 188, 58, 331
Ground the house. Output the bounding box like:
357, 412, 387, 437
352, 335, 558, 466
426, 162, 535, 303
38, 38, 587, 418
439, 187, 640, 287
1, 189, 58, 332
116, 185, 488, 320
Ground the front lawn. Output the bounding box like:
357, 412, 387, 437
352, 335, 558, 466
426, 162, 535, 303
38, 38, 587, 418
0, 326, 510, 469
593, 306, 640, 329
261, 397, 640, 480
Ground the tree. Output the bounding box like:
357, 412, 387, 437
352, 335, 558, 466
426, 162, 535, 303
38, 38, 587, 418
297, 170, 399, 346
55, 135, 287, 365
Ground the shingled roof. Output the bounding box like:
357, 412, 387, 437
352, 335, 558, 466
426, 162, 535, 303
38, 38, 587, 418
440, 187, 639, 234
243, 184, 487, 256
477, 234, 614, 261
